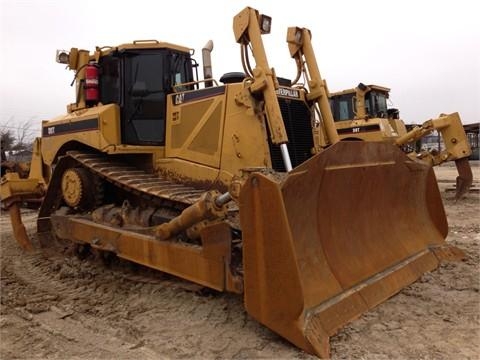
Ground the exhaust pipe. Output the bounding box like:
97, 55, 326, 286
202, 40, 214, 87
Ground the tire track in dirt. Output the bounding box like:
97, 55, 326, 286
1, 173, 479, 359
1, 215, 312, 359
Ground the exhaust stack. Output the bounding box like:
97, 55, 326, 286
202, 40, 214, 87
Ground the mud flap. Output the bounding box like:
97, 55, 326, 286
239, 142, 451, 358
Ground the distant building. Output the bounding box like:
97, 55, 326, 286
464, 123, 479, 160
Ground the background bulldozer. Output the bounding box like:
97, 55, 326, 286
284, 26, 472, 200
0, 6, 465, 358
328, 83, 472, 198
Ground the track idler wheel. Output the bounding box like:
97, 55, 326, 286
61, 167, 101, 210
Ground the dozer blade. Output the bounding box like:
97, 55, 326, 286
239, 141, 453, 358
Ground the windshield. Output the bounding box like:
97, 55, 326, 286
366, 91, 388, 117
118, 48, 194, 145
122, 50, 167, 144
330, 94, 355, 122
128, 52, 164, 94
99, 55, 120, 105
170, 52, 195, 91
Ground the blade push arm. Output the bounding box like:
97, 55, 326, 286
286, 27, 340, 146
233, 7, 292, 171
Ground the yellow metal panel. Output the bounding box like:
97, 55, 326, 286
41, 104, 121, 164
170, 100, 212, 149
220, 84, 271, 176
188, 104, 222, 156
166, 92, 225, 168
116, 41, 191, 54
162, 82, 271, 186
98, 104, 121, 145
156, 158, 222, 187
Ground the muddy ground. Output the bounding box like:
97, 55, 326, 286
1, 162, 479, 359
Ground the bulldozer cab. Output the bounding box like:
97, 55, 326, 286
330, 84, 396, 121
97, 45, 196, 145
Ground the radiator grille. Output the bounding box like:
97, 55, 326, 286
269, 98, 314, 172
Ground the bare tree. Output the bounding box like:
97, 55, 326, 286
0, 116, 37, 153
0, 129, 16, 151
1, 117, 37, 177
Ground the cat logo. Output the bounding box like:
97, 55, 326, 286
174, 93, 185, 105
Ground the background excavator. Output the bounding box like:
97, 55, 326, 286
0, 7, 464, 358
285, 27, 473, 200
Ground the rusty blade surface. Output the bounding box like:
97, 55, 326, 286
454, 157, 473, 200
239, 141, 449, 358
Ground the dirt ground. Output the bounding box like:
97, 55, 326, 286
1, 162, 479, 359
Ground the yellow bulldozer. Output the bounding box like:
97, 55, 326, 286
0, 7, 466, 358
284, 26, 472, 200
329, 83, 408, 140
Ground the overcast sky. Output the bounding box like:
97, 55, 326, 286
0, 0, 479, 138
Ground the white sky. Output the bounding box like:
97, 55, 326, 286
0, 0, 479, 138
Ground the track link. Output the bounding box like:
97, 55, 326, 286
67, 151, 205, 207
